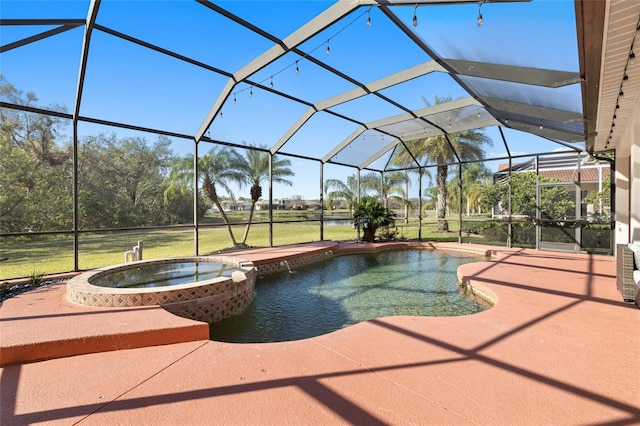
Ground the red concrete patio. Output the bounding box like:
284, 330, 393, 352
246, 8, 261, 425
1, 242, 639, 425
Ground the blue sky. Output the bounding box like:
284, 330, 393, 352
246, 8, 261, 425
1, 0, 582, 200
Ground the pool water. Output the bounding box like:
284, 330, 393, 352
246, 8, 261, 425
90, 261, 235, 289
210, 250, 487, 343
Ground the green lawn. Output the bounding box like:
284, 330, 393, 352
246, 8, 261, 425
0, 212, 479, 280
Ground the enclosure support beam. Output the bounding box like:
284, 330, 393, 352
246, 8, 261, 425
458, 164, 463, 244
320, 162, 324, 242
535, 156, 540, 250
356, 169, 361, 242
418, 168, 423, 241
381, 171, 385, 206
269, 153, 273, 248
508, 157, 512, 248
71, 0, 101, 272
577, 153, 583, 251
193, 140, 199, 256
1, 24, 83, 53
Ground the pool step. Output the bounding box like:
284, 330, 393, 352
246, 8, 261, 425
0, 282, 209, 366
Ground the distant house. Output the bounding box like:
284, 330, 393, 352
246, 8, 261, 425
256, 198, 293, 210
255, 198, 322, 211
211, 200, 251, 212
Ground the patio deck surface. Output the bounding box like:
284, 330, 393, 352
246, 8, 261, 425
1, 242, 638, 425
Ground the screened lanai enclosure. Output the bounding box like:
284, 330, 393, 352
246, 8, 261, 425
1, 0, 617, 279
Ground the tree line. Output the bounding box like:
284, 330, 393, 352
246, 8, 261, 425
0, 78, 295, 245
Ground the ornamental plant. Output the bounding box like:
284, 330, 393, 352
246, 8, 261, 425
352, 198, 396, 243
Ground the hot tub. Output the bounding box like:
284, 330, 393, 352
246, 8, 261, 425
66, 256, 257, 323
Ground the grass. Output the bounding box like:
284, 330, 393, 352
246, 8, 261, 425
1, 212, 476, 280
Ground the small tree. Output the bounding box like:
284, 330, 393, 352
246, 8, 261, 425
582, 174, 611, 220
324, 174, 359, 212
480, 172, 576, 220
352, 198, 396, 243
232, 145, 294, 246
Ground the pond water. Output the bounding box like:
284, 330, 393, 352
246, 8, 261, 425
210, 249, 486, 343
322, 215, 352, 226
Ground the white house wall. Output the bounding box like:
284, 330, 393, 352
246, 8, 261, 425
615, 95, 639, 245
630, 97, 640, 243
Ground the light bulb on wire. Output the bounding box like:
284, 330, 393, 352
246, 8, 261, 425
477, 2, 483, 26
412, 5, 418, 27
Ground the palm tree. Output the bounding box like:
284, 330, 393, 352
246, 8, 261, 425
324, 174, 359, 212
360, 171, 414, 223
447, 163, 492, 216
392, 96, 492, 231
233, 145, 294, 245
358, 171, 384, 200
163, 147, 244, 247
384, 171, 413, 223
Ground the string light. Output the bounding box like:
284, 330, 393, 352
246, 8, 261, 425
223, 6, 372, 107
607, 15, 638, 148
477, 1, 484, 27
412, 5, 418, 27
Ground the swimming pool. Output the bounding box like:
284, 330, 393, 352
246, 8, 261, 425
210, 249, 488, 343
